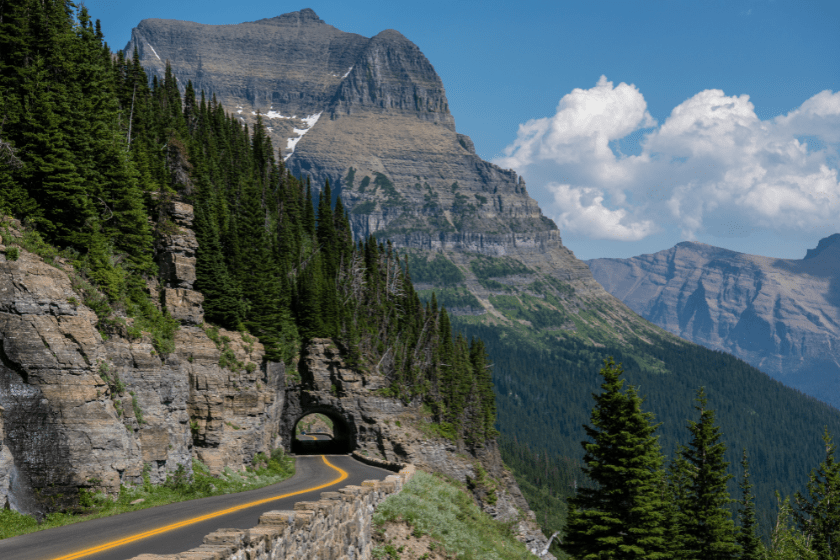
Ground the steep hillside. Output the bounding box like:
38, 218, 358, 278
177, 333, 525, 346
126, 8, 667, 350
125, 9, 840, 544
588, 236, 840, 408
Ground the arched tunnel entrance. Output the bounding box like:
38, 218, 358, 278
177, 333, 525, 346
291, 409, 355, 455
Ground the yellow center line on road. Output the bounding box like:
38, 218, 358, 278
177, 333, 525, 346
50, 455, 348, 560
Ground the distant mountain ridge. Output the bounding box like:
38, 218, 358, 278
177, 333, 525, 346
588, 236, 840, 407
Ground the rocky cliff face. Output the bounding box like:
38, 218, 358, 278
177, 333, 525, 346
285, 339, 554, 556
125, 9, 663, 349
587, 237, 840, 407
0, 211, 555, 555
0, 210, 284, 517
125, 9, 551, 240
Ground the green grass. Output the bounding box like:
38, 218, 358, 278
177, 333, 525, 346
0, 450, 294, 541
372, 471, 538, 560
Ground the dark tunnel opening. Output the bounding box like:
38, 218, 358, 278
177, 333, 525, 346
290, 410, 355, 455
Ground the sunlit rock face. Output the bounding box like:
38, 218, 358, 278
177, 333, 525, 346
126, 8, 667, 355
0, 210, 284, 516
126, 9, 550, 241
588, 235, 840, 407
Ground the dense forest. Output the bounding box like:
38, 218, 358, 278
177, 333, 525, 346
559, 359, 840, 560
456, 320, 840, 556
404, 238, 840, 554
0, 0, 496, 446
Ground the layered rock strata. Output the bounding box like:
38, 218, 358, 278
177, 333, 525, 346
0, 209, 284, 516
282, 339, 555, 556
125, 9, 664, 348
125, 9, 551, 239
588, 237, 840, 407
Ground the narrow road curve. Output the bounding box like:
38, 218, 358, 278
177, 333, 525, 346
0, 454, 392, 560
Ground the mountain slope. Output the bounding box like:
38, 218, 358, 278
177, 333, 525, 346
125, 10, 840, 544
125, 9, 669, 348
588, 237, 840, 407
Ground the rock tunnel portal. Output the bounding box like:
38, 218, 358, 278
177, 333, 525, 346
290, 408, 355, 455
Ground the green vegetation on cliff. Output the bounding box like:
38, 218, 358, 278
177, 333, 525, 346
373, 471, 538, 559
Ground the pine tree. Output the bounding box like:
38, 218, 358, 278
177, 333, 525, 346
768, 493, 817, 560
193, 197, 242, 329
794, 429, 840, 560
737, 449, 763, 560
562, 358, 668, 560
677, 388, 739, 560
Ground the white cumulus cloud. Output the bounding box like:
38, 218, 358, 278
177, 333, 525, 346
495, 78, 840, 242
549, 184, 656, 241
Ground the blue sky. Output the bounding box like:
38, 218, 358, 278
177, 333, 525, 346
85, 0, 840, 260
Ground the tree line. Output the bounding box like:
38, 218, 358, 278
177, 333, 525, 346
0, 0, 496, 446
565, 358, 840, 560
453, 319, 840, 549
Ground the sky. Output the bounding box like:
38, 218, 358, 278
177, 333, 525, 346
84, 0, 840, 260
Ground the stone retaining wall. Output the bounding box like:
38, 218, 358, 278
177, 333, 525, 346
130, 463, 416, 560
350, 450, 405, 472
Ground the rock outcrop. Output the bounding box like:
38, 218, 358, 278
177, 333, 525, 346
124, 9, 663, 350
0, 210, 284, 517
125, 9, 551, 240
282, 339, 554, 556
588, 237, 840, 407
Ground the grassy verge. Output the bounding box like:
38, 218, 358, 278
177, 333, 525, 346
372, 471, 538, 560
0, 450, 294, 540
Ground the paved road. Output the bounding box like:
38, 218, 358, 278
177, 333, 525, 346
0, 454, 391, 560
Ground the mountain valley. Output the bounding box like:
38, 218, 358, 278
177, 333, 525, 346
1, 4, 839, 557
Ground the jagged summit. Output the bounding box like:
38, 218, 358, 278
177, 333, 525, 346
804, 233, 840, 260
126, 10, 550, 240
253, 8, 325, 25
372, 28, 410, 41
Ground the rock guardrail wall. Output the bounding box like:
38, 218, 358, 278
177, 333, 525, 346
130, 462, 416, 560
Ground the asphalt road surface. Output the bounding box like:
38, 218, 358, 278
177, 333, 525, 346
0, 452, 391, 560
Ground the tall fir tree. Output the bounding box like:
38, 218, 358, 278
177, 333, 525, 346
562, 358, 668, 560
795, 429, 840, 560
737, 449, 763, 560
675, 388, 739, 560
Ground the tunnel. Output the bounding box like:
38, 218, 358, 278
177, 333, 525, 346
290, 408, 355, 455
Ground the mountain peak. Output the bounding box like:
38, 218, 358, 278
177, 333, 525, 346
372, 29, 410, 42
256, 8, 324, 25
804, 233, 840, 260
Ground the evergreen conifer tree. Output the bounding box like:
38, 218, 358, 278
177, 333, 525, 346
676, 388, 739, 560
737, 449, 763, 560
562, 358, 668, 560
794, 429, 840, 560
